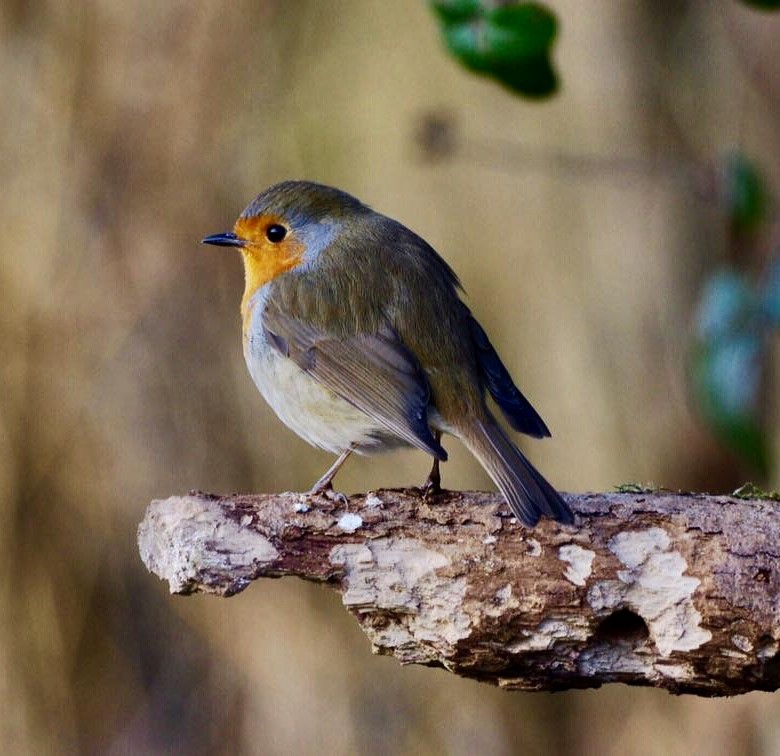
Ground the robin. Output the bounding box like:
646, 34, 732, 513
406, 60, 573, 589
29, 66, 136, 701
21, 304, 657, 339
203, 181, 573, 527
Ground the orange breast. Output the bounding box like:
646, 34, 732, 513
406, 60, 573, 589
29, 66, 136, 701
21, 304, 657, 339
235, 215, 305, 332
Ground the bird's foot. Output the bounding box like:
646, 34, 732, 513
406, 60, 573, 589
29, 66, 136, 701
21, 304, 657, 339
306, 448, 353, 504
421, 480, 442, 501
307, 481, 348, 505
420, 434, 444, 501
420, 460, 442, 501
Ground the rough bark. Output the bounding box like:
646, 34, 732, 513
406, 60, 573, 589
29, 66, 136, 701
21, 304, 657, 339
137, 489, 780, 696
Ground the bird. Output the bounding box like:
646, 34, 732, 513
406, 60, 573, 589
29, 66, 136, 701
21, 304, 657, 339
202, 180, 573, 527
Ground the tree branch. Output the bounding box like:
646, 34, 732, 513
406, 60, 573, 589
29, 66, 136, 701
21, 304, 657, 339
137, 488, 780, 696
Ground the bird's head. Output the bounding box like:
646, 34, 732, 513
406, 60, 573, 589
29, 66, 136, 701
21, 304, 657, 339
202, 181, 370, 311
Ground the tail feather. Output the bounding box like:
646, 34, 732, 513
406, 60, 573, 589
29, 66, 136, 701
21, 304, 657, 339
463, 419, 573, 527
467, 313, 551, 439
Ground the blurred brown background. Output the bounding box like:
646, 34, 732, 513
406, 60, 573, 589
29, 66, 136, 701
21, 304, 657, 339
2, 1, 779, 754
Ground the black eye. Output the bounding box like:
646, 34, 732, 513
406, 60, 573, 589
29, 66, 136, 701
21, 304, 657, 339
266, 224, 287, 243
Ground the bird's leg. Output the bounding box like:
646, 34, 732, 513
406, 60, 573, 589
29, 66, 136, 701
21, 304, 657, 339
308, 446, 354, 500
422, 432, 442, 499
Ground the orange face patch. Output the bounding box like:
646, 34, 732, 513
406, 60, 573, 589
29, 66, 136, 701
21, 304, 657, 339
234, 214, 305, 322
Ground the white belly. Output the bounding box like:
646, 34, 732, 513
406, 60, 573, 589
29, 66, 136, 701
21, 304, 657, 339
243, 293, 406, 455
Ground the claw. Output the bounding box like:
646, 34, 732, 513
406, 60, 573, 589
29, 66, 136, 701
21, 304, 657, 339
308, 447, 354, 497
307, 480, 348, 505
421, 432, 443, 500
311, 482, 348, 504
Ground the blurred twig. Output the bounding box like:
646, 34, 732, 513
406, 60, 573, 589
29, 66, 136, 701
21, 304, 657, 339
139, 487, 780, 696
415, 111, 710, 192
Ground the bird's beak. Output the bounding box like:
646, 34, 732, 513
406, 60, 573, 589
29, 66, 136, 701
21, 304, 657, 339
201, 232, 246, 248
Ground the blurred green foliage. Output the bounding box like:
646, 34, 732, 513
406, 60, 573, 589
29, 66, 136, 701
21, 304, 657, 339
739, 0, 780, 9
724, 152, 769, 235
732, 482, 780, 500
428, 1, 779, 478
692, 271, 769, 474
429, 1, 558, 97
764, 262, 780, 324
692, 155, 778, 475
614, 483, 664, 494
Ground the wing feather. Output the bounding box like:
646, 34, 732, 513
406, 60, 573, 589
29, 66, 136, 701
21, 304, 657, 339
262, 299, 447, 460
468, 314, 551, 439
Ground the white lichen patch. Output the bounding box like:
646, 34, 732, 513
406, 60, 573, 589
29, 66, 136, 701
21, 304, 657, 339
337, 513, 363, 533
732, 635, 753, 653
579, 648, 691, 683
509, 619, 591, 652
587, 528, 712, 657
578, 644, 654, 677
482, 535, 497, 545
365, 494, 383, 508
330, 538, 470, 663
483, 584, 519, 618
495, 584, 512, 602
293, 500, 310, 513
610, 528, 670, 569
558, 544, 595, 586
526, 538, 542, 557
138, 496, 280, 594
654, 663, 692, 680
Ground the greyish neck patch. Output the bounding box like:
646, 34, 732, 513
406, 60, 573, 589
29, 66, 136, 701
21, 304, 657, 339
295, 218, 340, 270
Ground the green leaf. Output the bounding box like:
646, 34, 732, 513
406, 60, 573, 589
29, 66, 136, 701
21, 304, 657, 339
724, 152, 769, 234
490, 56, 557, 98
694, 270, 756, 341
739, 0, 780, 9
486, 4, 557, 62
430, 1, 559, 98
430, 0, 482, 24
691, 338, 769, 475
697, 335, 761, 417
442, 23, 492, 72
762, 261, 780, 325
692, 269, 770, 474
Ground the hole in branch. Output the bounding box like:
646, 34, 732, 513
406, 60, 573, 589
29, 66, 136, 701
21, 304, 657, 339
595, 609, 649, 646
754, 568, 771, 583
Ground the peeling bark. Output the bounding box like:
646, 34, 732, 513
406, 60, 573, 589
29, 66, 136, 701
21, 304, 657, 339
137, 489, 780, 695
